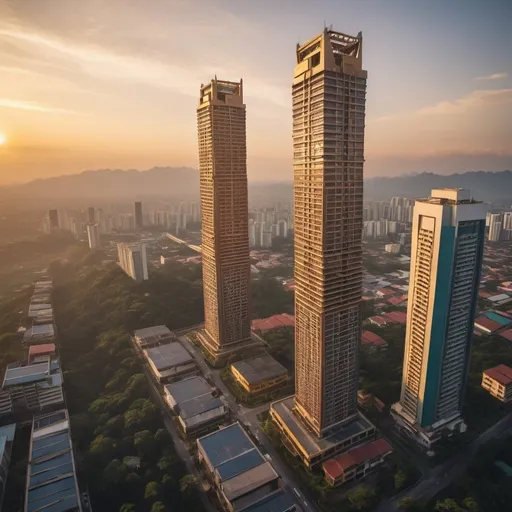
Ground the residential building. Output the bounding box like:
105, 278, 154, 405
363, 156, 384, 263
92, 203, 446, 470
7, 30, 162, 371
271, 28, 376, 468
0, 423, 16, 508
481, 365, 512, 402
196, 78, 253, 362
117, 242, 148, 282
25, 410, 82, 512
164, 376, 228, 435
87, 223, 101, 249
391, 188, 486, 449
197, 422, 295, 512
48, 209, 59, 230
23, 323, 55, 345
278, 219, 288, 238
143, 342, 197, 384
488, 213, 502, 241
132, 325, 176, 350
87, 206, 96, 224
322, 438, 392, 486
384, 243, 401, 254
134, 201, 143, 229
230, 355, 288, 395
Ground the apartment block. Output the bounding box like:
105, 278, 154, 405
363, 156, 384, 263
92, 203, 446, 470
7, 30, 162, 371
117, 242, 148, 282
392, 188, 486, 449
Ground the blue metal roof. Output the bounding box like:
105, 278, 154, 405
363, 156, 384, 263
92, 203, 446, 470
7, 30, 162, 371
198, 423, 254, 468
216, 448, 263, 480
485, 311, 512, 326
243, 490, 296, 512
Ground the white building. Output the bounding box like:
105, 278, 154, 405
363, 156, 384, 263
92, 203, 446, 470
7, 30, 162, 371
117, 243, 149, 282
488, 213, 502, 241
384, 243, 401, 254
392, 189, 486, 449
248, 219, 256, 248
87, 223, 101, 249
278, 218, 288, 238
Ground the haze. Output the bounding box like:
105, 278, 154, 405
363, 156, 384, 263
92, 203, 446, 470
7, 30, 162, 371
0, 0, 511, 185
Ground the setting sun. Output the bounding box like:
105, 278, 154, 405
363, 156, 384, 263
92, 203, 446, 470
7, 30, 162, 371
0, 134, 6, 145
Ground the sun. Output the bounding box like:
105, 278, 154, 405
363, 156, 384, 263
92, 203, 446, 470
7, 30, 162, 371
0, 134, 6, 145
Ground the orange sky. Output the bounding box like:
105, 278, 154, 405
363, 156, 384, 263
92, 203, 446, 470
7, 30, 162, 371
0, 0, 511, 184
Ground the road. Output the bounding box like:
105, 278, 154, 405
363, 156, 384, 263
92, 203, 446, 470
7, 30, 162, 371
377, 412, 512, 511
165, 233, 202, 253
179, 335, 313, 512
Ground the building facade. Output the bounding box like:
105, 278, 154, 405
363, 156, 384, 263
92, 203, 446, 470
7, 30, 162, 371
291, 29, 367, 436
87, 223, 101, 249
117, 243, 148, 282
196, 78, 252, 360
48, 209, 59, 230
392, 188, 486, 448
488, 213, 502, 241
481, 364, 512, 403
134, 201, 143, 229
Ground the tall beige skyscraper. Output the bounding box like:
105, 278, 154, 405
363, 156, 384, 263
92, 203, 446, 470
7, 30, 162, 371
196, 78, 252, 362
271, 29, 376, 468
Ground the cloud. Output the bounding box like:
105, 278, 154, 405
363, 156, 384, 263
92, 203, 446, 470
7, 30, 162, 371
475, 72, 508, 81
0, 98, 76, 114
0, 23, 289, 108
371, 88, 512, 123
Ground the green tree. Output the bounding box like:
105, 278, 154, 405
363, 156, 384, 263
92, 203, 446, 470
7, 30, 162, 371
397, 496, 417, 511
134, 430, 157, 458
145, 481, 161, 500
394, 469, 408, 490
434, 498, 464, 512
462, 497, 479, 512
180, 474, 199, 499
151, 502, 168, 512
348, 485, 376, 511
119, 504, 136, 512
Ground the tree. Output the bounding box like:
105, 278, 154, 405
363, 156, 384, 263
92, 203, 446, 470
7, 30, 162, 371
151, 503, 168, 512
119, 504, 136, 512
145, 481, 161, 500
348, 485, 376, 511
134, 429, 157, 458
397, 496, 417, 511
180, 474, 199, 499
394, 469, 408, 490
462, 497, 479, 512
434, 498, 464, 512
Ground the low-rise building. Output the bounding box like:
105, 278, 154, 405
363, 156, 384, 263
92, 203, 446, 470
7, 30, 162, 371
384, 243, 401, 254
144, 342, 197, 383
28, 343, 56, 364
230, 355, 288, 395
23, 323, 55, 345
132, 325, 175, 350
322, 438, 393, 486
25, 410, 82, 512
197, 423, 294, 512
251, 314, 295, 332
0, 355, 64, 417
481, 365, 512, 402
474, 317, 503, 335
361, 331, 388, 352
164, 376, 228, 436
0, 423, 16, 507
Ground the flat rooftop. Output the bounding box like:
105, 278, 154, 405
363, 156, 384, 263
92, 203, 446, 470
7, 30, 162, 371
243, 490, 296, 512
144, 342, 193, 370
231, 354, 287, 384
271, 396, 374, 458
165, 376, 212, 404
3, 361, 50, 387
133, 325, 174, 344
26, 410, 81, 512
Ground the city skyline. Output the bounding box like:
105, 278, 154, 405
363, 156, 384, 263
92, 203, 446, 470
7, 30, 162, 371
0, 0, 511, 185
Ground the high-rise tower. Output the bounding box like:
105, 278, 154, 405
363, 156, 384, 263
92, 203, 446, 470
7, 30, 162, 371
134, 201, 143, 229
392, 188, 485, 448
196, 78, 253, 361
270, 29, 376, 468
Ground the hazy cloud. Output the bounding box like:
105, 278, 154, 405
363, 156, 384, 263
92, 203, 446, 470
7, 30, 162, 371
475, 72, 508, 80
0, 98, 76, 114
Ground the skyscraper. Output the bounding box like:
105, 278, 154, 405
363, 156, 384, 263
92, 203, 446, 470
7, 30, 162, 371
48, 209, 59, 230
134, 201, 143, 229
196, 78, 253, 362
117, 243, 149, 282
391, 188, 485, 448
87, 206, 96, 225
87, 224, 101, 249
488, 213, 502, 241
271, 29, 376, 468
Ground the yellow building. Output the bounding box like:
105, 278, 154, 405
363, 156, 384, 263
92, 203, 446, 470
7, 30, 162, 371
230, 355, 288, 395
481, 365, 512, 402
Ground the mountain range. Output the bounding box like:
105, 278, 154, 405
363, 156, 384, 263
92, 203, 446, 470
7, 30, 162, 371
1, 167, 511, 204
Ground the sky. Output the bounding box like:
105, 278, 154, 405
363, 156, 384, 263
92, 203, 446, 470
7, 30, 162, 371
0, 0, 511, 185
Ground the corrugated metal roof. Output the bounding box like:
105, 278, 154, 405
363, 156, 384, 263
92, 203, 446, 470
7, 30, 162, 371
216, 448, 263, 480
243, 490, 296, 512
231, 355, 287, 384
145, 342, 193, 370
165, 376, 211, 404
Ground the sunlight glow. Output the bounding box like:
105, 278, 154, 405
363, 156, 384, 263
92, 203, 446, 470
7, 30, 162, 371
0, 134, 6, 145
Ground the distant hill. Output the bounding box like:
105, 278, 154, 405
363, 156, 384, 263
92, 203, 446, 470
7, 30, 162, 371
2, 168, 510, 204
364, 170, 512, 203
1, 167, 199, 199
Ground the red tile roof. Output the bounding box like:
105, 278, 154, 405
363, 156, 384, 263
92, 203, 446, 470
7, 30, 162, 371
474, 317, 502, 333
252, 313, 295, 332
28, 343, 56, 359
383, 311, 407, 324
368, 316, 387, 326
484, 365, 512, 386
387, 296, 407, 306
322, 439, 393, 480
361, 331, 387, 347
499, 329, 512, 342
377, 288, 395, 296
479, 290, 492, 298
